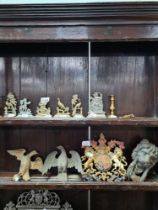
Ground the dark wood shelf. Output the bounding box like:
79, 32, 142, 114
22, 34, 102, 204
0, 177, 158, 191
0, 173, 157, 191
0, 117, 158, 127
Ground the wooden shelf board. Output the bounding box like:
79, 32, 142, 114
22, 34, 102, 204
1, 180, 158, 191
0, 117, 158, 127
0, 174, 158, 191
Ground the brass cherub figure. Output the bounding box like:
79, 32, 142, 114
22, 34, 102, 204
54, 98, 70, 118
36, 98, 51, 117
7, 149, 43, 181
17, 98, 33, 117
4, 92, 17, 117
71, 94, 84, 118
82, 133, 127, 181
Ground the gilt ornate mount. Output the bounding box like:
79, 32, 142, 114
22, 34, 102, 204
82, 133, 127, 181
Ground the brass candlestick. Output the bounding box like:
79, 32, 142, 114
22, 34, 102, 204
108, 95, 117, 118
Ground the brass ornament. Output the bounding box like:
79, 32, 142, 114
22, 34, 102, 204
108, 95, 117, 118
4, 92, 17, 117
71, 94, 84, 118
82, 133, 127, 181
54, 98, 70, 118
36, 98, 51, 117
7, 149, 43, 181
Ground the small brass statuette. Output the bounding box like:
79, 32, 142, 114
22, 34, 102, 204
88, 92, 106, 118
108, 95, 117, 118
71, 94, 84, 118
82, 133, 127, 181
127, 139, 158, 182
4, 92, 17, 117
36, 97, 51, 117
42, 145, 83, 181
54, 98, 70, 118
7, 149, 43, 181
4, 190, 73, 210
17, 98, 33, 117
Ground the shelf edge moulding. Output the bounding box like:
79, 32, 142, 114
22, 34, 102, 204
0, 0, 158, 4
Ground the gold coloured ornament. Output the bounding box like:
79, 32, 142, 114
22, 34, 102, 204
7, 149, 43, 181
108, 95, 117, 118
36, 97, 51, 117
54, 98, 70, 118
82, 133, 127, 181
4, 92, 17, 117
71, 94, 84, 118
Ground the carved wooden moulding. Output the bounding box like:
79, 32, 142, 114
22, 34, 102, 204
4, 190, 73, 210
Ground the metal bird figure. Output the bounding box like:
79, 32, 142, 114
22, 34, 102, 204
42, 145, 83, 180
7, 149, 43, 181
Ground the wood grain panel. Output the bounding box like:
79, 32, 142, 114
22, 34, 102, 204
3, 127, 21, 171
91, 191, 152, 210
20, 56, 48, 113
58, 191, 88, 210
91, 43, 155, 117
47, 56, 88, 116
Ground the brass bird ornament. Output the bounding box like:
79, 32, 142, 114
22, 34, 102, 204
7, 149, 43, 181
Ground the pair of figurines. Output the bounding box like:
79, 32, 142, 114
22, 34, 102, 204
4, 93, 33, 118
88, 92, 117, 118
7, 145, 83, 182
54, 94, 84, 119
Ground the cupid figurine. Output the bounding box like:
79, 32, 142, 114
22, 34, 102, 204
17, 98, 33, 117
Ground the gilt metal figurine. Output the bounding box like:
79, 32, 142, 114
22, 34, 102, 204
71, 94, 84, 118
4, 92, 17, 117
36, 98, 51, 117
54, 98, 70, 118
7, 149, 43, 181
